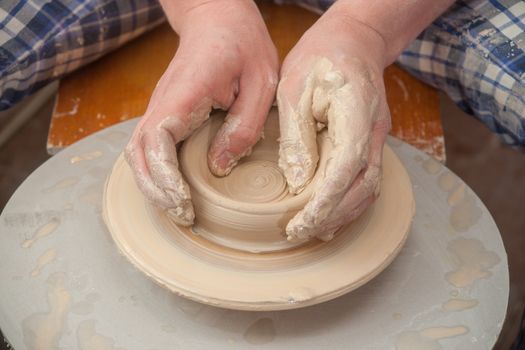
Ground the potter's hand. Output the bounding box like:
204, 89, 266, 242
277, 14, 390, 242
125, 0, 278, 225
278, 0, 454, 241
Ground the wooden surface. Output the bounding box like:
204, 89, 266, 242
48, 3, 444, 161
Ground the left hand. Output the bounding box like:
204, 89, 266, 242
277, 11, 391, 241
124, 0, 278, 225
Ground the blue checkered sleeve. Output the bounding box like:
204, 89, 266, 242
277, 0, 525, 148
0, 0, 165, 110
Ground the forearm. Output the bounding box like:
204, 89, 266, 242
325, 0, 455, 66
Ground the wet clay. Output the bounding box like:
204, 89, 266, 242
103, 110, 415, 310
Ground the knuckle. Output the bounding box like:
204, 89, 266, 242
234, 125, 260, 147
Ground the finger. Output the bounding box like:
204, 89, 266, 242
142, 126, 195, 226
276, 64, 319, 194
311, 67, 344, 124
313, 115, 390, 240
147, 96, 213, 226
317, 195, 375, 241
207, 69, 277, 176
126, 83, 214, 225
277, 58, 345, 194
286, 76, 382, 241
124, 135, 174, 208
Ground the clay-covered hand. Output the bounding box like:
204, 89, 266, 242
277, 11, 391, 241
125, 0, 278, 225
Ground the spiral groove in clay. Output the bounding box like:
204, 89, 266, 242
222, 160, 287, 203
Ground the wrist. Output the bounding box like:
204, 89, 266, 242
160, 0, 261, 35
325, 0, 454, 65
315, 9, 388, 70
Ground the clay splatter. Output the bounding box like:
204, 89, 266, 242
70, 150, 103, 164
436, 174, 482, 232
449, 190, 482, 232
30, 248, 57, 276
446, 238, 500, 288
447, 184, 465, 206
243, 318, 276, 345
76, 320, 125, 350
420, 326, 469, 339
442, 298, 479, 311
396, 326, 468, 350
43, 177, 79, 193
22, 273, 71, 350
422, 157, 441, 174
23, 218, 60, 248
54, 97, 80, 117
437, 172, 456, 192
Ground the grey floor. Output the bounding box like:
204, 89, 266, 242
0, 93, 523, 349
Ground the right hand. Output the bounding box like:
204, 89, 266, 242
276, 9, 391, 242
125, 0, 278, 225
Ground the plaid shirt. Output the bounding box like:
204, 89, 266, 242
0, 0, 164, 109
1, 0, 525, 148
279, 0, 525, 148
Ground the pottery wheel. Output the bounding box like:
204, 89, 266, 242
0, 118, 508, 349
103, 110, 415, 310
